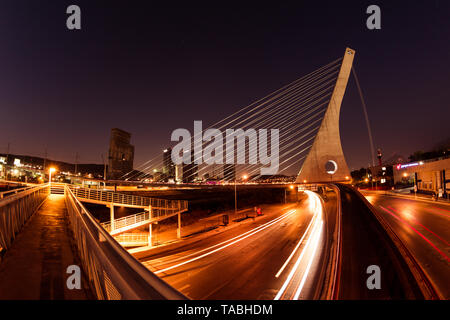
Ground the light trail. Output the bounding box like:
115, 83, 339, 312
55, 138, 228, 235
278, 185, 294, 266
151, 209, 297, 267
387, 206, 450, 246
293, 220, 323, 299
274, 190, 324, 300
379, 206, 450, 263
275, 211, 316, 278
154, 209, 298, 275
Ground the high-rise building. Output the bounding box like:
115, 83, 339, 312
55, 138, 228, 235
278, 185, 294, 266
163, 148, 175, 181
175, 164, 183, 183
223, 164, 236, 181
182, 161, 198, 183
182, 145, 198, 183
107, 128, 134, 180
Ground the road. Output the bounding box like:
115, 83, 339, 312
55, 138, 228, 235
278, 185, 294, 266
336, 184, 425, 299
138, 191, 329, 300
362, 191, 450, 299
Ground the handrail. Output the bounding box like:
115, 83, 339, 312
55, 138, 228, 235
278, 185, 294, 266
64, 185, 187, 300
68, 185, 189, 215
0, 184, 49, 251
0, 185, 38, 199
101, 211, 150, 232
114, 233, 149, 244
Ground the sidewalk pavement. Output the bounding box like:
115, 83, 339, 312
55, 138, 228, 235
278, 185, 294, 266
0, 195, 92, 299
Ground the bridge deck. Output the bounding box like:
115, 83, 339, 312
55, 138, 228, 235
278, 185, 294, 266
0, 195, 92, 299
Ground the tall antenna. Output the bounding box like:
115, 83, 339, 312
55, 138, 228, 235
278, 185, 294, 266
43, 148, 47, 171
75, 152, 79, 175
352, 66, 375, 167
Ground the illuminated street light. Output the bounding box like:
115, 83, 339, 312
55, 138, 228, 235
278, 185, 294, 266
289, 185, 294, 190
403, 172, 408, 177
49, 167, 56, 184
364, 178, 369, 183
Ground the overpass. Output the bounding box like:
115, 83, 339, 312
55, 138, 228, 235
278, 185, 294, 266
0, 182, 188, 299
0, 48, 443, 300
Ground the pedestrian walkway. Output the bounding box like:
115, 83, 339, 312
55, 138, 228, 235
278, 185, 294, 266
0, 195, 92, 299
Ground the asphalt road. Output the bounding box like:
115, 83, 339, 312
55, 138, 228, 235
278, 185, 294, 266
336, 184, 425, 299
139, 192, 328, 300
362, 191, 450, 299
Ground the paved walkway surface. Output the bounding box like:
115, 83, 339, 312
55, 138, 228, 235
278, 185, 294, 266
0, 195, 92, 299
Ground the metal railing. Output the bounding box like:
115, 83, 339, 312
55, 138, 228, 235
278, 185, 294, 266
68, 185, 189, 214
0, 184, 49, 251
114, 233, 149, 246
102, 211, 150, 232
64, 185, 186, 300
68, 185, 150, 207
0, 185, 39, 199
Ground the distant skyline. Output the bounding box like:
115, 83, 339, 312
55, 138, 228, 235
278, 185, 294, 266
1, 1, 449, 174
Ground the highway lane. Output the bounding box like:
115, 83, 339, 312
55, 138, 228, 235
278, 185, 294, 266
362, 192, 450, 299
138, 191, 327, 300
336, 184, 425, 299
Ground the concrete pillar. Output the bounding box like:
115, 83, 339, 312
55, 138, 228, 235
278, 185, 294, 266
296, 48, 355, 183
110, 205, 115, 231
177, 212, 181, 239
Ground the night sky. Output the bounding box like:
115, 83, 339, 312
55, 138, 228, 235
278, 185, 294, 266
1, 1, 449, 174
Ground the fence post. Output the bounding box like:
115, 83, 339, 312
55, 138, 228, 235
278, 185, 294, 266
177, 212, 181, 239
110, 204, 115, 231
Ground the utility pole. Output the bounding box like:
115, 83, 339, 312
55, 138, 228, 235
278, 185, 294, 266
101, 154, 107, 181
234, 178, 237, 215
43, 148, 47, 172
6, 142, 10, 164
75, 152, 78, 175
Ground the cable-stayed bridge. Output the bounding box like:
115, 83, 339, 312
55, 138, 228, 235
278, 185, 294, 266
0, 48, 443, 300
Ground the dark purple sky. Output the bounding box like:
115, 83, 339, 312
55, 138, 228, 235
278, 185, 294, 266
1, 1, 449, 173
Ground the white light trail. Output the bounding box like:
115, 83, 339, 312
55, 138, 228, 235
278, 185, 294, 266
275, 213, 316, 278
154, 209, 297, 266
155, 209, 297, 275
274, 190, 324, 300
293, 220, 323, 299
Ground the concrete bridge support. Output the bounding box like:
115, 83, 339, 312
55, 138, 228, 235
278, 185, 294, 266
296, 48, 355, 183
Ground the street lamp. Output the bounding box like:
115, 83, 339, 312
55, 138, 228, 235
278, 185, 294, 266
49, 167, 56, 185
235, 174, 248, 215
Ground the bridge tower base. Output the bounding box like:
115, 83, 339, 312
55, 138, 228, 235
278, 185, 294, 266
296, 48, 355, 183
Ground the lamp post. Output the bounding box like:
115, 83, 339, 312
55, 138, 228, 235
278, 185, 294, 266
235, 174, 248, 215
49, 167, 56, 185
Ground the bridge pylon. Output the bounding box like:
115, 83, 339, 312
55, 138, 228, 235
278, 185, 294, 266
296, 48, 355, 183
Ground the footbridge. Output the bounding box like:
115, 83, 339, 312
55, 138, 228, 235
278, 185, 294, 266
52, 183, 189, 246
0, 182, 187, 299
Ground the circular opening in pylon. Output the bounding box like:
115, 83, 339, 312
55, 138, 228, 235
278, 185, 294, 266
325, 160, 338, 174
